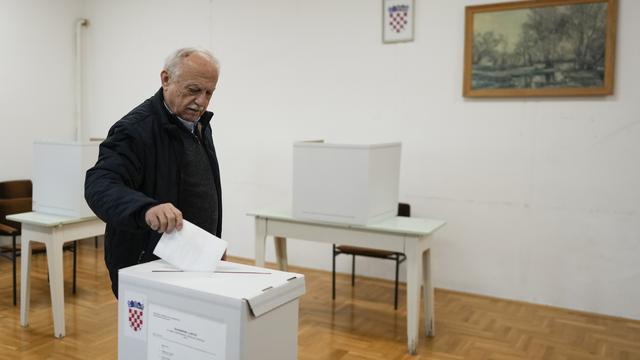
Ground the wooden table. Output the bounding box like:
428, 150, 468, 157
248, 209, 445, 355
6, 212, 105, 338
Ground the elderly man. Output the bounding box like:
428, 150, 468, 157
85, 48, 223, 297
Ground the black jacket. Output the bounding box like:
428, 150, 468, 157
85, 88, 222, 296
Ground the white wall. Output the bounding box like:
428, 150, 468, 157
82, 0, 213, 138
2, 0, 638, 320
206, 0, 640, 320
0, 0, 84, 181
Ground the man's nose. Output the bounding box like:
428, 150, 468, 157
194, 93, 209, 106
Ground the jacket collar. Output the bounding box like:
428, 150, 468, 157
151, 88, 214, 131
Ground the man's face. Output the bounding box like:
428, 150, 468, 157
161, 54, 219, 122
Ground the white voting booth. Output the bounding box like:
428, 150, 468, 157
293, 140, 401, 225
32, 141, 98, 217
118, 260, 305, 360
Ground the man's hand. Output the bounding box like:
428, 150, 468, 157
145, 203, 183, 233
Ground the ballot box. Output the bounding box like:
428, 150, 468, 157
32, 141, 99, 217
293, 140, 401, 225
118, 260, 305, 360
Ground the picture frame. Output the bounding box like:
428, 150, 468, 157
383, 0, 415, 44
463, 0, 617, 97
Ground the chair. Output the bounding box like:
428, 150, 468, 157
332, 203, 410, 310
0, 180, 32, 198
0, 180, 33, 305
0, 180, 77, 306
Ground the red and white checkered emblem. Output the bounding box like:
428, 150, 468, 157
128, 308, 143, 332
388, 5, 409, 33
127, 299, 145, 332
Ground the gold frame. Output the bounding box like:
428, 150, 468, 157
463, 0, 617, 97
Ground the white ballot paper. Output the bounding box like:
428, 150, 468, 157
153, 220, 227, 272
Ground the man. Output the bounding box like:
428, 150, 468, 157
85, 48, 223, 297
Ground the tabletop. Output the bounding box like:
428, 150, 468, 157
6, 212, 99, 227
248, 209, 446, 236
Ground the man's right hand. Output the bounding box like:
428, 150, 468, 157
145, 203, 183, 233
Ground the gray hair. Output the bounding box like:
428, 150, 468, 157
164, 47, 220, 81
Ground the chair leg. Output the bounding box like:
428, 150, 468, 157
12, 234, 17, 306
332, 245, 336, 300
394, 255, 400, 310
72, 242, 77, 294
351, 254, 356, 286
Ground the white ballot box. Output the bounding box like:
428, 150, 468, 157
293, 140, 401, 225
118, 260, 306, 360
32, 141, 99, 217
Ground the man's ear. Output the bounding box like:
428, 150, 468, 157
160, 70, 170, 88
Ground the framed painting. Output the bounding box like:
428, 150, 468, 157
383, 0, 415, 44
463, 0, 617, 97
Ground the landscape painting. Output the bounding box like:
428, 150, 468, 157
463, 0, 617, 97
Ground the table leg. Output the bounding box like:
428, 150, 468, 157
45, 236, 66, 338
423, 247, 434, 336
405, 241, 422, 355
19, 234, 33, 327
274, 236, 288, 271
255, 218, 267, 268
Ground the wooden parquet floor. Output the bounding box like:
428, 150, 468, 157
0, 239, 638, 359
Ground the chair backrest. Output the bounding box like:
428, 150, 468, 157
0, 180, 32, 199
398, 203, 410, 217
0, 180, 32, 234
0, 198, 32, 233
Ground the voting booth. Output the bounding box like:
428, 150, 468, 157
293, 140, 401, 225
118, 260, 305, 360
32, 141, 98, 217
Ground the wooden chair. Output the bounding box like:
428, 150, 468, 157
0, 180, 33, 305
332, 203, 410, 310
0, 180, 32, 198
0, 180, 77, 305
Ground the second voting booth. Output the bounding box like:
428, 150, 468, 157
32, 141, 98, 217
118, 260, 305, 360
293, 140, 401, 225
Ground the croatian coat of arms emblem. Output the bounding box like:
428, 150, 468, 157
387, 4, 410, 33
127, 299, 144, 332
